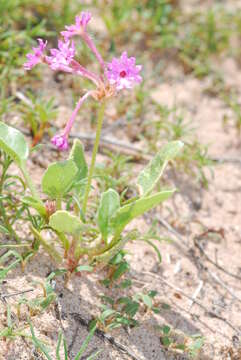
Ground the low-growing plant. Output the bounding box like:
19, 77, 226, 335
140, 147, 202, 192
0, 11, 183, 276
98, 282, 159, 331
17, 92, 58, 145
158, 324, 204, 358
99, 0, 178, 50
222, 92, 241, 134
178, 7, 232, 77
142, 105, 213, 187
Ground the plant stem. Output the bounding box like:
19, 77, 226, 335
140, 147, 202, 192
21, 162, 42, 203
56, 197, 62, 210
30, 226, 62, 263
82, 101, 106, 216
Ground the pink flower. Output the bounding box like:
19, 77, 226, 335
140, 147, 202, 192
61, 12, 92, 39
106, 52, 142, 91
24, 39, 47, 70
61, 11, 105, 69
46, 40, 75, 72
51, 134, 69, 151
51, 92, 91, 151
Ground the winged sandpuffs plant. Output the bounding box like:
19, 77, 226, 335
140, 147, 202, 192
0, 121, 183, 272
0, 11, 184, 274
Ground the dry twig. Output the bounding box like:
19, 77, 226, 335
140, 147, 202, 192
141, 271, 241, 334
0, 288, 34, 301
207, 270, 241, 303
194, 240, 241, 281
70, 313, 140, 360
188, 280, 204, 312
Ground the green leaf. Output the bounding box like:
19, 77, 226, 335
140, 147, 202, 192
22, 196, 47, 217
99, 309, 117, 323
0, 122, 29, 166
137, 141, 183, 196
97, 189, 120, 241
69, 139, 88, 181
0, 225, 10, 234
112, 261, 129, 281
141, 294, 153, 309
148, 290, 158, 298
123, 301, 139, 317
119, 279, 132, 289
101, 295, 115, 305
74, 322, 97, 360
86, 349, 102, 360
140, 238, 162, 263
75, 265, 93, 273
49, 210, 83, 235
29, 321, 52, 360
162, 325, 171, 335
0, 251, 22, 282
56, 331, 63, 360
93, 236, 129, 264
161, 336, 171, 347
111, 190, 175, 237
42, 159, 78, 198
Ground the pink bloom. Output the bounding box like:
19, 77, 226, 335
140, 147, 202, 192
61, 11, 105, 69
24, 39, 47, 70
106, 52, 142, 91
46, 40, 75, 72
51, 92, 91, 151
61, 12, 92, 39
51, 134, 69, 151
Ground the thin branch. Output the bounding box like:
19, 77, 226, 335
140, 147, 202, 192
141, 271, 241, 334
156, 216, 190, 260
194, 240, 241, 281
207, 270, 241, 303
211, 157, 241, 165
0, 288, 34, 302
69, 133, 152, 161
187, 280, 204, 312
16, 124, 241, 166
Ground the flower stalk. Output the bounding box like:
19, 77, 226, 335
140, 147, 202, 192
82, 100, 106, 216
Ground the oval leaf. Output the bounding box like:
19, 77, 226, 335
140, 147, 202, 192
0, 122, 29, 166
137, 141, 183, 196
49, 210, 83, 234
22, 196, 47, 217
69, 139, 88, 181
42, 159, 78, 198
97, 189, 120, 241
111, 190, 175, 237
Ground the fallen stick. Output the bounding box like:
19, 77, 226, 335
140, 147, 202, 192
141, 271, 241, 334
0, 288, 34, 303
16, 125, 241, 166
70, 312, 140, 360
207, 270, 241, 303
187, 280, 204, 312
194, 240, 241, 281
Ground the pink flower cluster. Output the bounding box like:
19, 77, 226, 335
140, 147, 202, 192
24, 11, 142, 150
61, 12, 92, 39
46, 40, 75, 72
24, 39, 47, 70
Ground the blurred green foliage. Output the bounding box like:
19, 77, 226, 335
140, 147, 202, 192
0, 0, 240, 164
